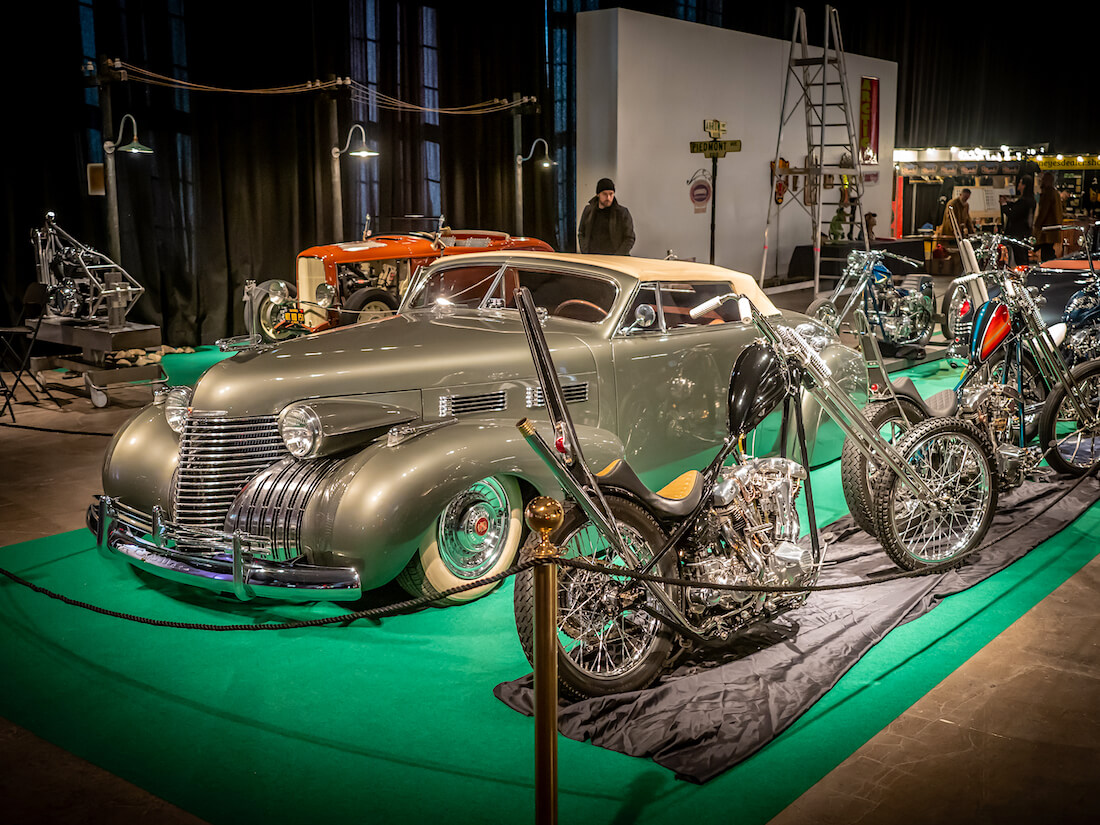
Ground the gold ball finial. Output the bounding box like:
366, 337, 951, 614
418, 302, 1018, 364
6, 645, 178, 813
525, 496, 564, 558
525, 496, 564, 534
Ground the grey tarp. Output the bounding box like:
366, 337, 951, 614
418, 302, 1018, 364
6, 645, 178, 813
494, 475, 1100, 784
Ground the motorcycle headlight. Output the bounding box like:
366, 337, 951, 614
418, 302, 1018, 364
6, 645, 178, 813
279, 404, 322, 458
164, 386, 193, 434
315, 282, 337, 308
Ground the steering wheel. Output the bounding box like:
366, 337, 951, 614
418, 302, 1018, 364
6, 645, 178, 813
552, 299, 608, 322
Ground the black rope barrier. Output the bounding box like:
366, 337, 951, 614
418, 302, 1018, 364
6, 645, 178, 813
1, 467, 1096, 630
0, 422, 114, 437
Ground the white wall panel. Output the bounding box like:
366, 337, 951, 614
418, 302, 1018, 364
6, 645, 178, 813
576, 9, 897, 281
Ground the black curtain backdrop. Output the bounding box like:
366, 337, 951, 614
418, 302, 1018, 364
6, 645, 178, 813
3, 1, 1094, 338
436, 3, 561, 250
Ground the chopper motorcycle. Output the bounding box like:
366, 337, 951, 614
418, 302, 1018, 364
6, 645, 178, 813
509, 285, 998, 699
808, 248, 938, 350
842, 260, 1100, 535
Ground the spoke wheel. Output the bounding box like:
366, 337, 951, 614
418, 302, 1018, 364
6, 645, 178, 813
513, 498, 678, 700
1037, 359, 1100, 476
871, 417, 997, 571
397, 476, 523, 605
840, 398, 928, 537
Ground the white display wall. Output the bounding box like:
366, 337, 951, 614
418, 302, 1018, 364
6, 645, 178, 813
577, 8, 898, 282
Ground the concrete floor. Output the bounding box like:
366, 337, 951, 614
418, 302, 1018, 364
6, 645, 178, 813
1, 353, 1098, 824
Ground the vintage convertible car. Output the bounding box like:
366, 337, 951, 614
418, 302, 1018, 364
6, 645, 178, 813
89, 252, 867, 605
253, 220, 551, 340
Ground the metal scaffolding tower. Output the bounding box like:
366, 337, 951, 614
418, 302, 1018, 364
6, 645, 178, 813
761, 5, 868, 294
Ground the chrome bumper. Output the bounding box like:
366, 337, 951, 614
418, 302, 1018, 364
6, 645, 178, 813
87, 496, 362, 602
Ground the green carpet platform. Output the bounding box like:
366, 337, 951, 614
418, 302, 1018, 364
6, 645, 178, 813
2, 359, 1098, 823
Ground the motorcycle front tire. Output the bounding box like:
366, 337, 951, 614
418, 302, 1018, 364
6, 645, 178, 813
1036, 358, 1100, 476
513, 497, 679, 701
871, 417, 998, 571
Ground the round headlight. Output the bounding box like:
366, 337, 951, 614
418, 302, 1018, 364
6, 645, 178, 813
267, 280, 292, 306
164, 386, 193, 433
315, 282, 337, 308
279, 404, 322, 458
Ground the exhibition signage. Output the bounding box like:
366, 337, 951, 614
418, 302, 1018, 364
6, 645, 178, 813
859, 76, 879, 166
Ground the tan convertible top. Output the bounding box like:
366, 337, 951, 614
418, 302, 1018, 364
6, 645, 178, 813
438, 251, 780, 315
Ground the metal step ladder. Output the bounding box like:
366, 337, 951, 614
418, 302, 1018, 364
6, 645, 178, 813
761, 5, 868, 295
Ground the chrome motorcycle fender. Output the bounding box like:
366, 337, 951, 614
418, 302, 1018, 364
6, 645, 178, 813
311, 418, 626, 589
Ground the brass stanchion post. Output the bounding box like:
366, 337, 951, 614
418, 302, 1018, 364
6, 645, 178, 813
526, 496, 563, 825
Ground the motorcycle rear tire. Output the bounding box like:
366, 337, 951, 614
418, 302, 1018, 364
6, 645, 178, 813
513, 498, 678, 700
1036, 358, 1100, 476
871, 417, 998, 571
840, 397, 928, 537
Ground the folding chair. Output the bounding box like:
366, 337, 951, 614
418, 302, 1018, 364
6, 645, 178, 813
0, 281, 59, 420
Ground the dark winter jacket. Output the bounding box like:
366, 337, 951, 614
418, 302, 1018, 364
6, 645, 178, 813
577, 196, 635, 255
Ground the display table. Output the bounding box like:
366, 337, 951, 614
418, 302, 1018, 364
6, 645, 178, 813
784, 238, 928, 282
30, 318, 164, 406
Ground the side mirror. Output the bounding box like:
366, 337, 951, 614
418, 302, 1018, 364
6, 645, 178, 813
634, 304, 657, 329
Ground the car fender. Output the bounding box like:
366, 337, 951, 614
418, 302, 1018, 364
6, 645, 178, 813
794, 339, 869, 466
306, 418, 625, 589
101, 404, 178, 510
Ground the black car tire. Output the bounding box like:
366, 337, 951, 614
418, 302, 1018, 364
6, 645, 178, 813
344, 287, 398, 323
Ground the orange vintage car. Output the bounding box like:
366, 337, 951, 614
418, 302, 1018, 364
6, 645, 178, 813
250, 220, 552, 339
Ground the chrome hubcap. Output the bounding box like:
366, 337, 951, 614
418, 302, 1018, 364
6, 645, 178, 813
437, 478, 510, 579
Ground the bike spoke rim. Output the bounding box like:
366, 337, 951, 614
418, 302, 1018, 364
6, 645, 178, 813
890, 433, 992, 562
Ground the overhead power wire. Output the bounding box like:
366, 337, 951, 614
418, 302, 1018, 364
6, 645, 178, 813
112, 60, 534, 115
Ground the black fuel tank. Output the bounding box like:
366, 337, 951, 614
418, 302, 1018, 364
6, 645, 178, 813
728, 342, 787, 437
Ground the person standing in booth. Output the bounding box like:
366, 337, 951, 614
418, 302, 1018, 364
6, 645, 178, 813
1034, 171, 1064, 262
577, 178, 635, 255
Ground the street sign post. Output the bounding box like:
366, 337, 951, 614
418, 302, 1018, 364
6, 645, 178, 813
688, 120, 741, 264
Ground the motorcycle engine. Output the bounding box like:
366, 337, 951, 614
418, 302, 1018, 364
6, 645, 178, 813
1067, 325, 1100, 364
878, 290, 930, 343
683, 457, 813, 613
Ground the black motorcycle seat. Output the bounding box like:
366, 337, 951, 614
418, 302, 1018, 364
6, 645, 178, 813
924, 388, 959, 417
887, 376, 958, 417
595, 458, 704, 519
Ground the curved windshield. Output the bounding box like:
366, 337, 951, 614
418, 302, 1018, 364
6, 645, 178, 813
406, 265, 618, 322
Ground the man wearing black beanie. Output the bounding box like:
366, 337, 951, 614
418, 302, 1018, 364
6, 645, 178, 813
577, 177, 635, 255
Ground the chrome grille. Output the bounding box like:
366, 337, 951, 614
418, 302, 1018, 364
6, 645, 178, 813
173, 415, 289, 530
525, 382, 589, 408
439, 390, 507, 417
225, 457, 341, 561
296, 256, 329, 328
